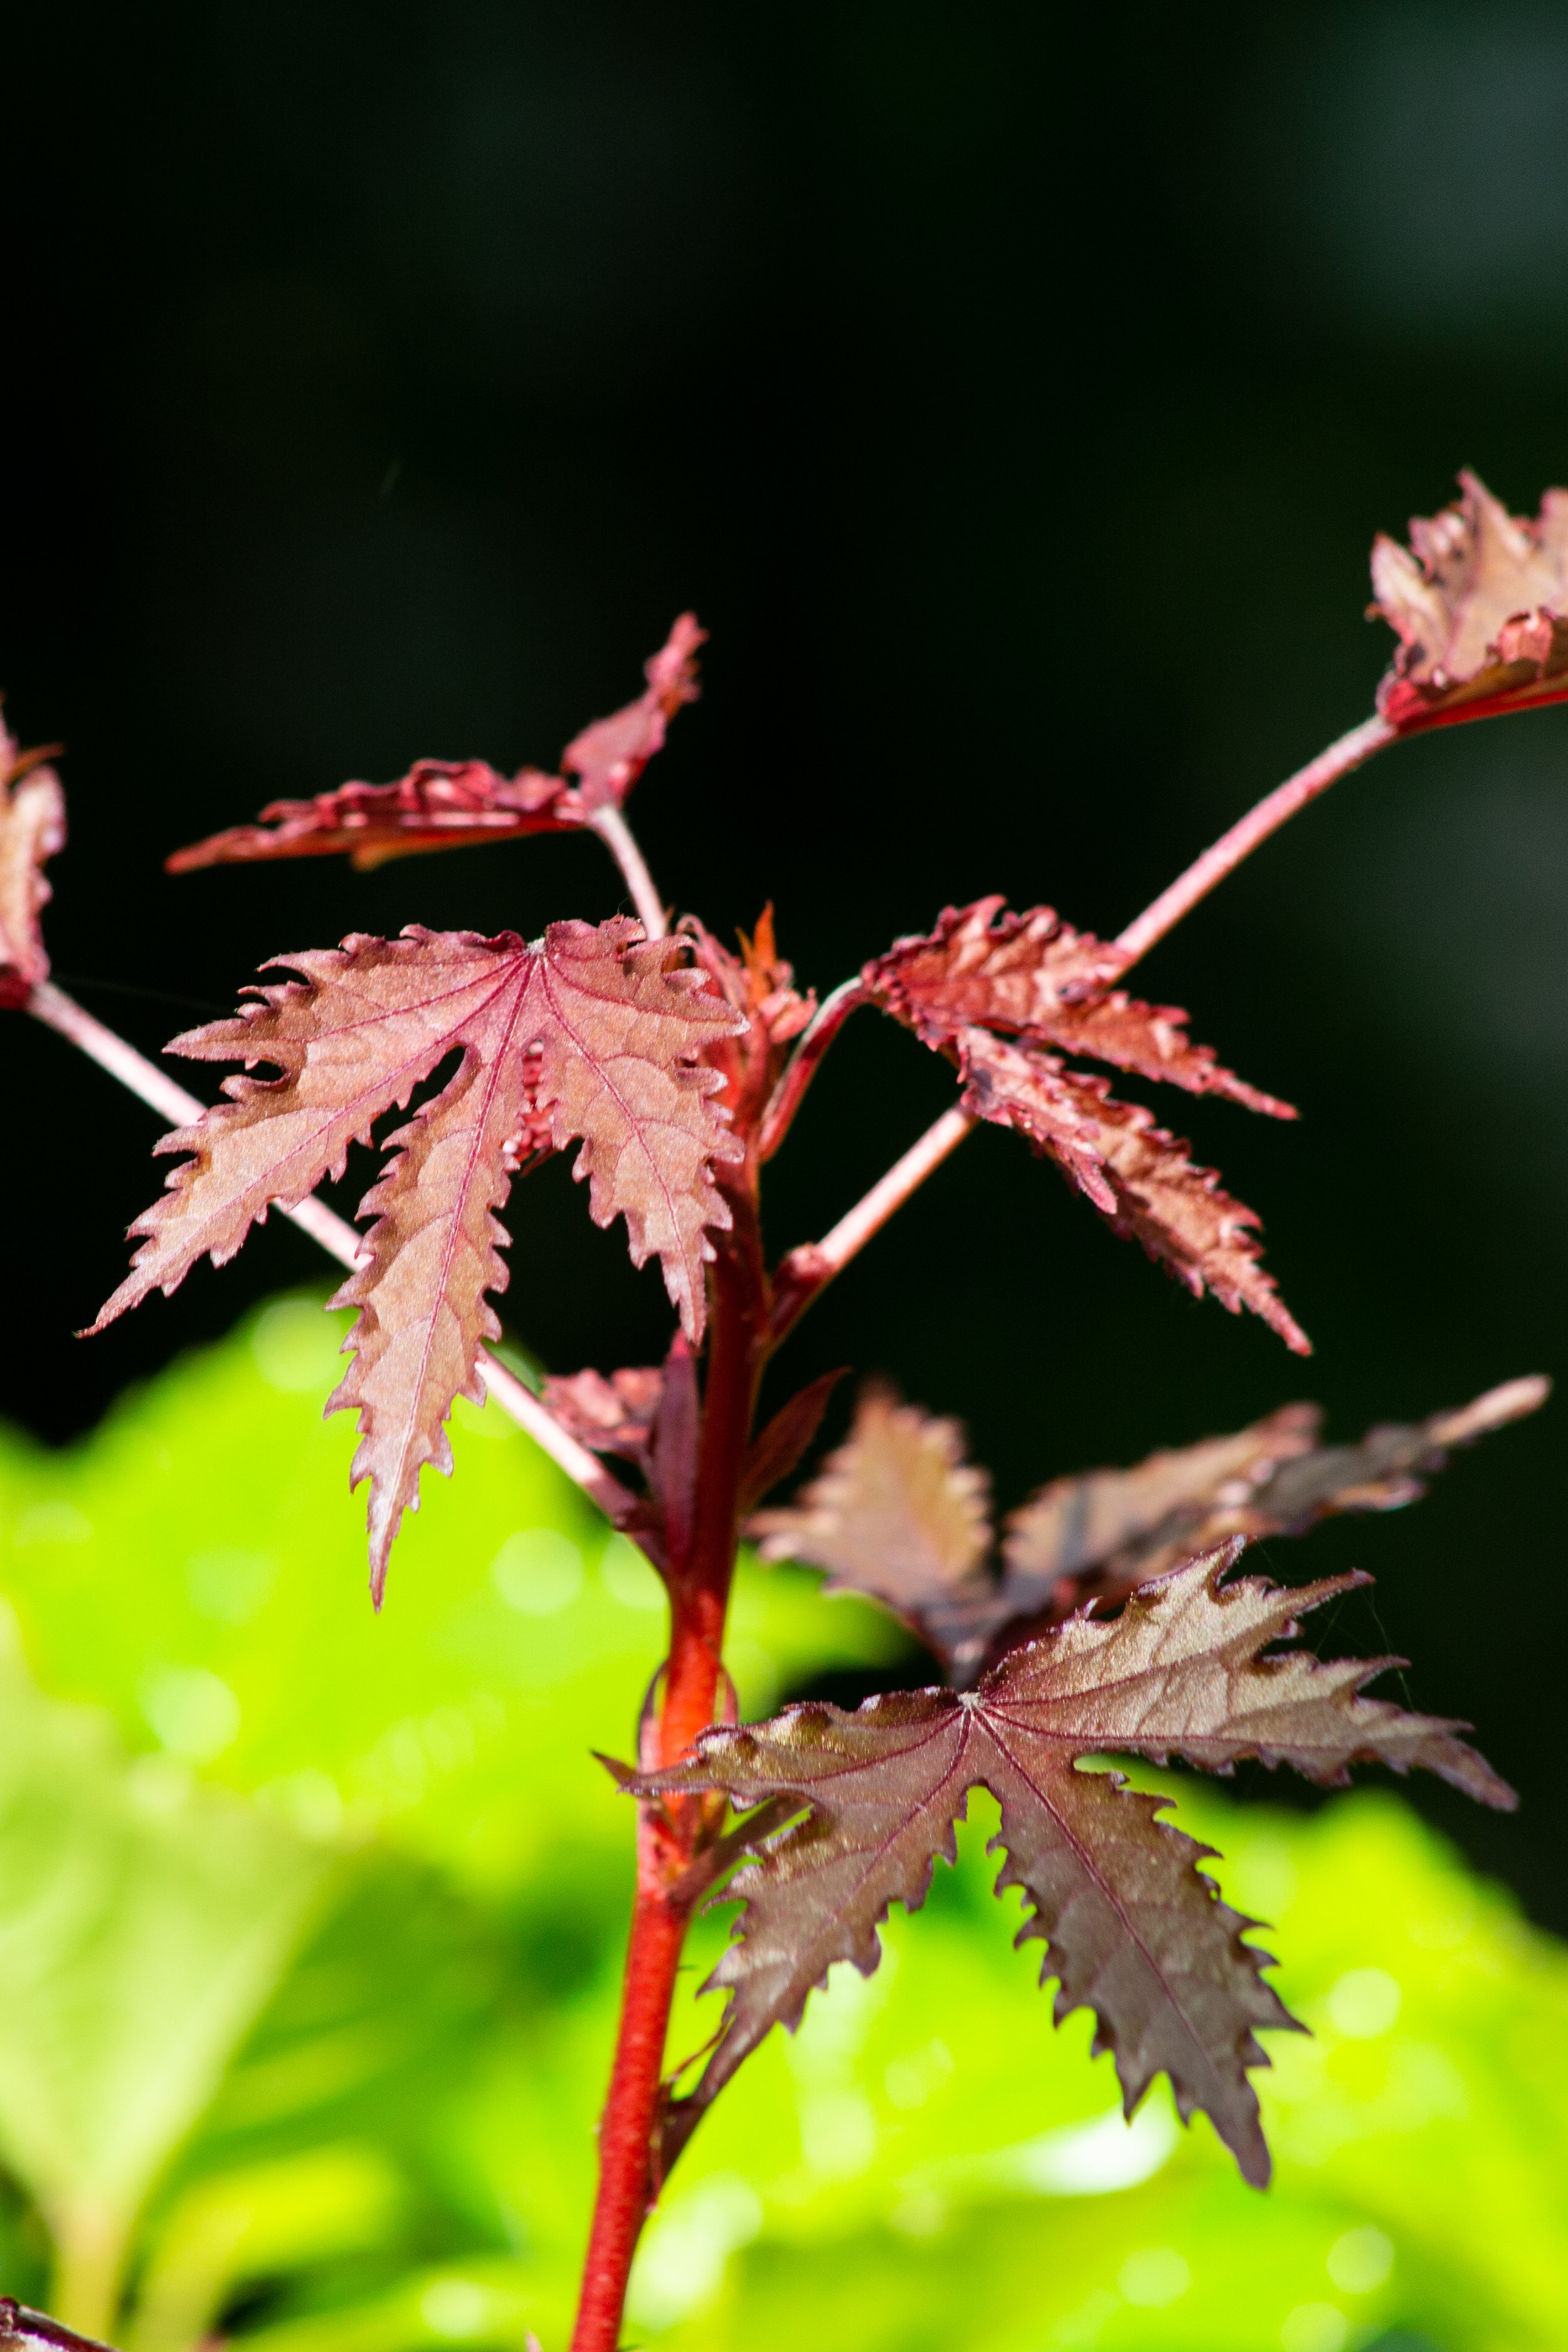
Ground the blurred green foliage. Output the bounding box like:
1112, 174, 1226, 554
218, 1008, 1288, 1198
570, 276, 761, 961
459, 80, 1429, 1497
0, 1295, 1563, 2351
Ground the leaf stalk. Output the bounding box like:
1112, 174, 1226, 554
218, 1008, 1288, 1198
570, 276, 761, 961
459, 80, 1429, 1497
588, 805, 668, 940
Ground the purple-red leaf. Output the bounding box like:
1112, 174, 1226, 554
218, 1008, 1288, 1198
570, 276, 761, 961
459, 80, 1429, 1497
864, 897, 1293, 1116
637, 1545, 1511, 2186
863, 899, 1303, 1348
1372, 473, 1568, 734
167, 617, 704, 872
90, 919, 743, 1594
0, 711, 65, 1008
957, 1029, 1309, 1352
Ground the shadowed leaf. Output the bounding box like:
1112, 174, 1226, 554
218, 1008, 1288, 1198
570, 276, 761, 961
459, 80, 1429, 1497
1372, 472, 1568, 733
635, 1545, 1512, 2188
90, 921, 743, 1594
1009, 1373, 1551, 1623
757, 1378, 1547, 1683
750, 1385, 990, 1613
0, 711, 65, 1008
167, 617, 704, 872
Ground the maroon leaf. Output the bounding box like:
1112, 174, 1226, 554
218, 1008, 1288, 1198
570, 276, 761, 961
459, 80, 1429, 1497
864, 897, 1293, 1116
637, 1545, 1512, 2186
0, 711, 65, 1009
957, 1029, 1309, 1352
89, 919, 744, 1594
167, 616, 704, 872
862, 897, 1303, 1348
1372, 473, 1568, 734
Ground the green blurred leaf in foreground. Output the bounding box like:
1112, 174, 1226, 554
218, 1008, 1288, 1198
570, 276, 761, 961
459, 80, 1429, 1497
0, 1296, 1563, 2350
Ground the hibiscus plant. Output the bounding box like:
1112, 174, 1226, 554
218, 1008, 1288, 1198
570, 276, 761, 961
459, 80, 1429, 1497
1, 473, 1560, 2351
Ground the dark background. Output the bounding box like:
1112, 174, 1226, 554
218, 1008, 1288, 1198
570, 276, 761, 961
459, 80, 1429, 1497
4, 1, 1566, 1919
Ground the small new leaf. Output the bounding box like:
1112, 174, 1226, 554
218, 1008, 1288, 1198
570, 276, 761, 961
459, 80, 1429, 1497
541, 1365, 665, 1469
739, 1369, 849, 1517
635, 1545, 1512, 2187
168, 617, 704, 871
0, 710, 65, 1008
681, 908, 817, 1145
864, 900, 1303, 1348
1372, 472, 1568, 733
90, 919, 743, 1593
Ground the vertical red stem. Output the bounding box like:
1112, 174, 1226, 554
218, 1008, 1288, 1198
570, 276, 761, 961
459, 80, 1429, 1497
569, 1198, 768, 2352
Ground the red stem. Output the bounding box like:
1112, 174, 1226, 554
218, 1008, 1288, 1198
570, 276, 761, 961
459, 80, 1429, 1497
569, 1198, 768, 2352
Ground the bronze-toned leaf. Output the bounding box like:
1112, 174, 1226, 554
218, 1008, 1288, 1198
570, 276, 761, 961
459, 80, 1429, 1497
90, 920, 743, 1591
755, 1378, 1545, 1685
1000, 1405, 1322, 1602
1005, 1373, 1551, 1620
0, 711, 65, 1008
750, 1384, 991, 1614
1372, 472, 1568, 734
637, 1545, 1512, 2187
